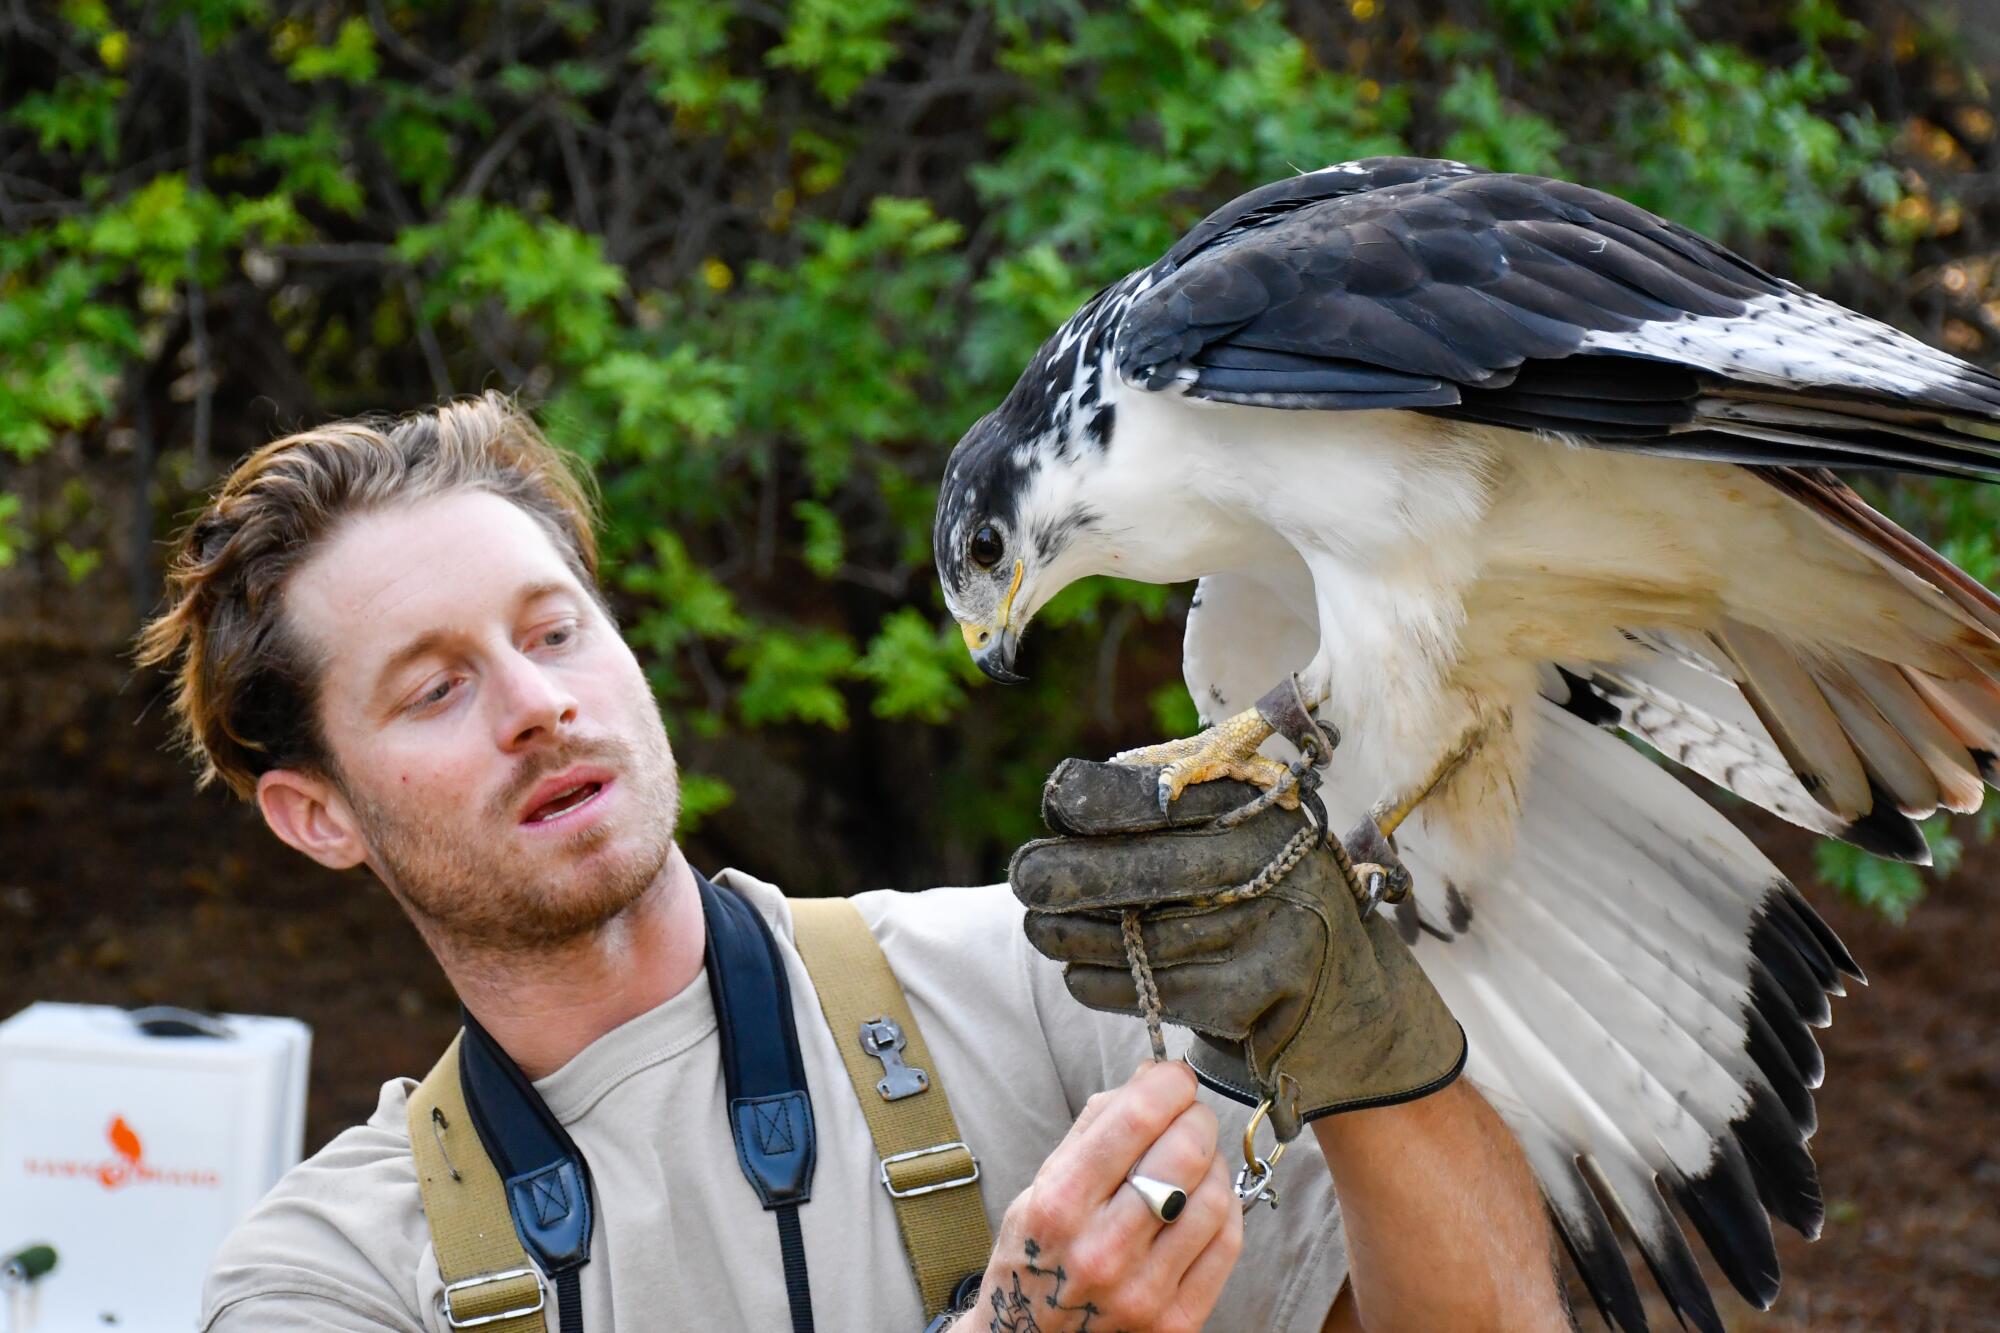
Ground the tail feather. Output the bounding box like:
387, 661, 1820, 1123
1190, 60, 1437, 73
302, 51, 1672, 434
1812, 660, 1940, 815
1843, 657, 1984, 812
1712, 619, 1870, 819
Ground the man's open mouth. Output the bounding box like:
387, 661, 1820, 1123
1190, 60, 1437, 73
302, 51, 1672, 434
527, 782, 601, 822
512, 764, 612, 824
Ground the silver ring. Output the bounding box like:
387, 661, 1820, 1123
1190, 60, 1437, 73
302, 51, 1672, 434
1126, 1173, 1188, 1224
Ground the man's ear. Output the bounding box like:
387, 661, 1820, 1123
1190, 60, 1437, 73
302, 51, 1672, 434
256, 768, 368, 870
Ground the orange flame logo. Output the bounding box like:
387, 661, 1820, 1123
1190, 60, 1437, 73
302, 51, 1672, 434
20, 1113, 217, 1191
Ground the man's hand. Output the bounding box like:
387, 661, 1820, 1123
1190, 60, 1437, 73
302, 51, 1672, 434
952, 1062, 1243, 1333
1009, 760, 1466, 1140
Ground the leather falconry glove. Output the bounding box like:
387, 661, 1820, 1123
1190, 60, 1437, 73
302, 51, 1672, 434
1010, 759, 1467, 1142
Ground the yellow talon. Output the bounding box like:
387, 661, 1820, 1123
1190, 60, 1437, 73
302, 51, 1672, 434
1113, 706, 1300, 812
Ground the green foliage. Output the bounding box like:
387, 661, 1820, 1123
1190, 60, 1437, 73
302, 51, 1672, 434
1621, 43, 1892, 282
1438, 69, 1566, 177
3, 0, 1994, 899
635, 0, 764, 123
398, 201, 625, 362
856, 609, 975, 724
768, 0, 912, 106
730, 628, 858, 730
283, 17, 380, 85
10, 73, 123, 158
674, 771, 737, 836
0, 494, 23, 567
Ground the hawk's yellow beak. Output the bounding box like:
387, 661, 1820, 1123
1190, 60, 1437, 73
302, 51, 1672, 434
958, 559, 1026, 682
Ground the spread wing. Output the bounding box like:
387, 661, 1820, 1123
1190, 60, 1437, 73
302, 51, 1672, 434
1182, 571, 1859, 1333
1115, 158, 2000, 481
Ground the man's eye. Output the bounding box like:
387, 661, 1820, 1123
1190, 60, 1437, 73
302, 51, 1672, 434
540, 622, 578, 649
411, 679, 454, 712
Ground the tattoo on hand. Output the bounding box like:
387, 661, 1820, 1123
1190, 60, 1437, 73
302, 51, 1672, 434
986, 1238, 1122, 1333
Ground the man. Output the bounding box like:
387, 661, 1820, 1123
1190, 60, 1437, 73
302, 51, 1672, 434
138, 393, 1562, 1330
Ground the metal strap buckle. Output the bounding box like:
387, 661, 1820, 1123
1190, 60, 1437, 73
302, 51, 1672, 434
879, 1140, 981, 1199
859, 1016, 931, 1100
440, 1267, 547, 1329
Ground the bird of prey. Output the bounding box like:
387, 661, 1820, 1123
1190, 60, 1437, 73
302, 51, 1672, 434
933, 157, 2000, 1332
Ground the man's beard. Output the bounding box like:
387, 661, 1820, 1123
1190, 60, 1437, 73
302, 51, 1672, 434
346, 723, 680, 955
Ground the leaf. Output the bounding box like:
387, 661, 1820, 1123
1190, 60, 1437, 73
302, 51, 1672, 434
1438, 67, 1566, 175
0, 493, 23, 566
791, 500, 845, 577
729, 629, 858, 730
247, 109, 364, 215
1148, 682, 1200, 738
54, 541, 101, 584
9, 72, 123, 159
674, 771, 736, 836
855, 608, 972, 723
285, 17, 379, 85
766, 0, 911, 106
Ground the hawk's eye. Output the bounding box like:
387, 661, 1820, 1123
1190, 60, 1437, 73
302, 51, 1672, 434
968, 524, 1005, 569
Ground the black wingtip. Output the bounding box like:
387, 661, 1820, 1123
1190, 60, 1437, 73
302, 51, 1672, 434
1744, 1002, 1819, 1127
1733, 1081, 1825, 1240
1750, 911, 1834, 1028
1970, 748, 1999, 786
1749, 962, 1828, 1090
1672, 1141, 1782, 1311
1550, 1174, 1649, 1333
1758, 886, 1842, 996
1780, 883, 1865, 985
1837, 802, 1931, 864
1627, 1207, 1726, 1333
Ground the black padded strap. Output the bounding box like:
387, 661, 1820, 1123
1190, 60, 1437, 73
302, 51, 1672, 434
698, 872, 818, 1328
459, 1010, 594, 1278
451, 873, 820, 1333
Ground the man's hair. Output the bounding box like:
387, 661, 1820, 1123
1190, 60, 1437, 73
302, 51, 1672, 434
135, 391, 601, 801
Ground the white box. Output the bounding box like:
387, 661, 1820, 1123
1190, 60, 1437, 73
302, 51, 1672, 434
0, 1002, 311, 1332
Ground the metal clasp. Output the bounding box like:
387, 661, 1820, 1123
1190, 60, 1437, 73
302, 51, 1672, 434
859, 1016, 930, 1101
440, 1267, 547, 1329
880, 1141, 981, 1199
1234, 1097, 1288, 1214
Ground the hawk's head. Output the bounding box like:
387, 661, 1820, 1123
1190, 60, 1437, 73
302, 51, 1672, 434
933, 404, 1106, 683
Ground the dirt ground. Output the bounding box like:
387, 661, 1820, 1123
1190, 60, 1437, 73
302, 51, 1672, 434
2, 647, 1995, 1331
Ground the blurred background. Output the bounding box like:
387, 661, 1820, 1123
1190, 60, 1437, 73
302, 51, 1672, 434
1, 0, 1996, 1326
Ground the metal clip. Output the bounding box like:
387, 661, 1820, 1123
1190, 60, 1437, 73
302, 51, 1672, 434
1235, 1157, 1281, 1212
859, 1017, 930, 1101
440, 1267, 546, 1329
1234, 1097, 1288, 1214
880, 1141, 981, 1198
430, 1105, 462, 1182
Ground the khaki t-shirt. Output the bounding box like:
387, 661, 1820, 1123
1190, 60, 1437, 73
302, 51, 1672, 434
201, 871, 1349, 1331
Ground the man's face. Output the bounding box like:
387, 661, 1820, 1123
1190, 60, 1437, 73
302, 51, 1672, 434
278, 488, 680, 953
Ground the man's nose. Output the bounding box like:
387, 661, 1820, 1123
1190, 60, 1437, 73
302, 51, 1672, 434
493, 651, 579, 749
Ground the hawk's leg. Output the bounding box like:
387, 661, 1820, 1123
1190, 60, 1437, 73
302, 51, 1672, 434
1371, 716, 1493, 840
1111, 676, 1333, 813
1334, 716, 1495, 916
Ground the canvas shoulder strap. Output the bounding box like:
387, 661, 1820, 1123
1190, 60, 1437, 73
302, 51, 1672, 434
407, 1035, 550, 1332
788, 896, 994, 1318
